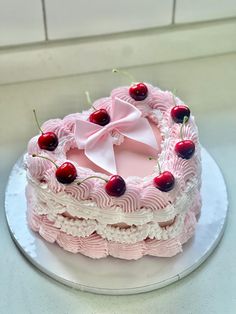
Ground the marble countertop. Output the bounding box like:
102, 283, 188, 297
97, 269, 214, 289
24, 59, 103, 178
0, 53, 235, 314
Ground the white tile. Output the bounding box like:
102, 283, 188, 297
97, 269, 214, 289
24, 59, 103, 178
0, 0, 44, 46
175, 0, 236, 23
45, 0, 173, 40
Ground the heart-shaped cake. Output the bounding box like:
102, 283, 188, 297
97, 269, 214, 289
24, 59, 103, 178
25, 83, 201, 260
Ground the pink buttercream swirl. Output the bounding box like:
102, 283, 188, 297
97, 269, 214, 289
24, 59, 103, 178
111, 84, 160, 110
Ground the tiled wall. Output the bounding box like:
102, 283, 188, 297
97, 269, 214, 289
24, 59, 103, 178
0, 0, 44, 46
0, 0, 235, 47
175, 0, 236, 23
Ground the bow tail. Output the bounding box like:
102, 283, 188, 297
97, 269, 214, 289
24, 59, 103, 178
85, 134, 117, 175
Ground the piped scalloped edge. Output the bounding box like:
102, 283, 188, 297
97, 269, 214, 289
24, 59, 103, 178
27, 205, 199, 260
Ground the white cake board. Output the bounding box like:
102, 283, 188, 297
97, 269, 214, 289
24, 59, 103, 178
4, 148, 228, 295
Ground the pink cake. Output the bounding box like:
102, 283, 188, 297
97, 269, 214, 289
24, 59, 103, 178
25, 82, 201, 260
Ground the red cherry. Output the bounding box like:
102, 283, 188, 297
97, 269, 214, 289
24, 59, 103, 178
153, 171, 175, 192
89, 109, 110, 126
33, 110, 59, 151
38, 132, 58, 151
129, 83, 148, 101
175, 140, 195, 159
105, 175, 126, 197
56, 162, 77, 184
171, 105, 190, 123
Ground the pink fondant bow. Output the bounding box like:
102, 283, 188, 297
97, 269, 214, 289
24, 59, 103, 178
75, 97, 158, 174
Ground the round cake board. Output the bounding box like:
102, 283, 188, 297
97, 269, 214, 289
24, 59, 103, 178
5, 148, 228, 295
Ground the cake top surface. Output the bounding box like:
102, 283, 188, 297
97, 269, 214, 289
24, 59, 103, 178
26, 82, 200, 212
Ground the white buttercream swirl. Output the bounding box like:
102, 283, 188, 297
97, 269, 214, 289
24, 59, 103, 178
31, 190, 194, 243
31, 204, 188, 243
27, 202, 198, 259
27, 176, 199, 225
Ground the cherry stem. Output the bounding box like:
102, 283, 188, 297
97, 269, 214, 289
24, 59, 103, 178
77, 175, 108, 186
33, 109, 44, 134
156, 159, 162, 175
148, 156, 156, 160
171, 88, 177, 106
85, 91, 96, 110
112, 68, 135, 83
32, 154, 58, 169
148, 156, 161, 173
172, 88, 177, 95
180, 116, 189, 140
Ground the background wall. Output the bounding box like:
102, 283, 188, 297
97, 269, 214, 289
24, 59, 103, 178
0, 0, 235, 87
0, 0, 236, 46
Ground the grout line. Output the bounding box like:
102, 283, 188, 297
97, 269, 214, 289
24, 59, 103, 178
172, 0, 176, 24
41, 0, 48, 41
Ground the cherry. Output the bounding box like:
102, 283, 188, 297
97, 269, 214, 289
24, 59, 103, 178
89, 109, 110, 126
175, 140, 195, 160
38, 132, 58, 151
32, 154, 77, 184
129, 83, 148, 101
33, 109, 58, 151
77, 174, 126, 197
55, 162, 77, 184
105, 175, 126, 197
85, 91, 110, 126
175, 115, 195, 159
171, 105, 190, 123
152, 160, 175, 192
112, 69, 148, 101
153, 171, 175, 192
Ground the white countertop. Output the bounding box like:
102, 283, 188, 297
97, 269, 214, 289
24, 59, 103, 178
0, 53, 235, 314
